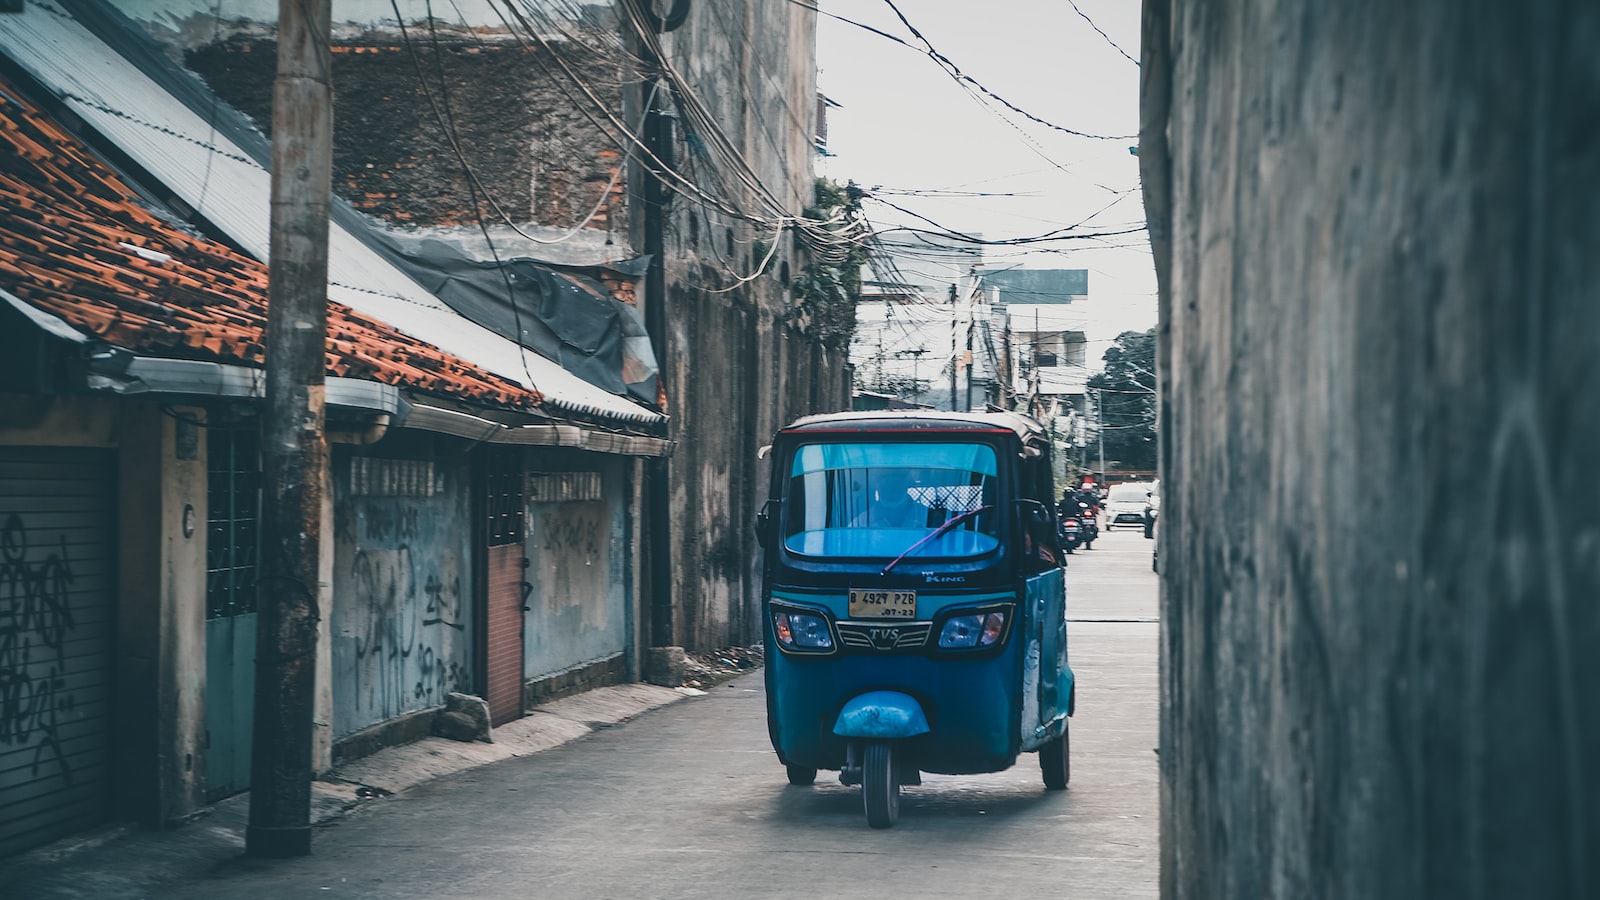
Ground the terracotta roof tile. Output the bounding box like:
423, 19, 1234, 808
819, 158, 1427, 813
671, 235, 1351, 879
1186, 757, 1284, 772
0, 75, 545, 411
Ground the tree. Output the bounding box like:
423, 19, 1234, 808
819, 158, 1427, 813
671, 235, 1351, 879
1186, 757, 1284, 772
1087, 328, 1157, 471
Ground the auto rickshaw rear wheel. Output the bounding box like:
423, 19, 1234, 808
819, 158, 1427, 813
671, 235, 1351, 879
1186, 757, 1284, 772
1040, 722, 1071, 790
786, 764, 817, 786
863, 741, 900, 828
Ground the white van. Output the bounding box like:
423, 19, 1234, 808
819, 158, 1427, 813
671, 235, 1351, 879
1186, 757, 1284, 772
1104, 482, 1156, 529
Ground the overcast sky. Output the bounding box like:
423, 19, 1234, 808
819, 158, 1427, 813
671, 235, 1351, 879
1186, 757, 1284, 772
815, 0, 1156, 358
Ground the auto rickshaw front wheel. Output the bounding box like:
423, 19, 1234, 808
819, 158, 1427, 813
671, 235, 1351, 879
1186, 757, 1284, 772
863, 740, 900, 828
1040, 721, 1071, 790
786, 764, 818, 786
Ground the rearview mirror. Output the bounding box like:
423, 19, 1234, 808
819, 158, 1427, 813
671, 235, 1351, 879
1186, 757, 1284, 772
755, 499, 779, 549
1012, 499, 1062, 570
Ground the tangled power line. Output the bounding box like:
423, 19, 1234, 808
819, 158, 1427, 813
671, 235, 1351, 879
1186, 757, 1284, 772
379, 0, 1144, 299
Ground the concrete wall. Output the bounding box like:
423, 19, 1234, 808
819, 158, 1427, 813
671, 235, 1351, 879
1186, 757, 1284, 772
123, 405, 208, 827
1142, 1, 1600, 896
646, 1, 852, 650
330, 439, 475, 738
523, 458, 630, 679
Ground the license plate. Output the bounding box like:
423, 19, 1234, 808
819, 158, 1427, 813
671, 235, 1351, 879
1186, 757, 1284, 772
848, 589, 917, 619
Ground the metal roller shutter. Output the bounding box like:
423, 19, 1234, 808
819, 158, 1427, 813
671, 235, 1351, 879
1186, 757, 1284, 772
0, 447, 116, 858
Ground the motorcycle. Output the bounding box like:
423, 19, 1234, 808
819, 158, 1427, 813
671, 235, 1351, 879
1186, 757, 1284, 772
1059, 513, 1081, 553
1077, 502, 1099, 549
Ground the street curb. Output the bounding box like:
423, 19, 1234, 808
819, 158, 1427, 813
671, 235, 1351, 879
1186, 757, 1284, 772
310, 683, 696, 823
0, 683, 699, 889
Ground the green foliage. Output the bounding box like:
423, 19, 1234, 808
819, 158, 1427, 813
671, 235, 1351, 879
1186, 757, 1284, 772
1087, 328, 1158, 470
791, 262, 856, 349
790, 177, 868, 350
806, 177, 864, 222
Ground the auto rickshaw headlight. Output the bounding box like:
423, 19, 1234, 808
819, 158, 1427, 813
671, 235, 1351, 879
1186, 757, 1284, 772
937, 611, 1007, 649
773, 610, 834, 650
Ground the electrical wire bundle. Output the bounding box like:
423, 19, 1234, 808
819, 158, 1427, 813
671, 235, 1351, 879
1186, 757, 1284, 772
469, 0, 871, 281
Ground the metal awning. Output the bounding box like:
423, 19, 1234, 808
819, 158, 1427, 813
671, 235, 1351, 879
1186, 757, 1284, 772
10, 295, 672, 458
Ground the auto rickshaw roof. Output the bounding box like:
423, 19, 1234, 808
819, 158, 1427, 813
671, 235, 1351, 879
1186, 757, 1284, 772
775, 410, 1048, 445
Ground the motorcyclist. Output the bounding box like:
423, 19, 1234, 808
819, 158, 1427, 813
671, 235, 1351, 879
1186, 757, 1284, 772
1080, 481, 1104, 518
1059, 484, 1099, 522
1058, 487, 1086, 519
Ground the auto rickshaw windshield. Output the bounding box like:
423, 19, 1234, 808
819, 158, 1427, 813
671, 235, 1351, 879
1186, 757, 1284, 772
782, 442, 1000, 559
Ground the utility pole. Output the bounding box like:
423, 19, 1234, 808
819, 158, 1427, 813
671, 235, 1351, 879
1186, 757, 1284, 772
876, 331, 884, 392
964, 312, 975, 412
949, 282, 958, 411
633, 1, 677, 655
1096, 387, 1106, 476
249, 0, 331, 859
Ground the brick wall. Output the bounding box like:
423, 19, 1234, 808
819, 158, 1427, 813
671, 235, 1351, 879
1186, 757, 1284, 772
186, 38, 626, 233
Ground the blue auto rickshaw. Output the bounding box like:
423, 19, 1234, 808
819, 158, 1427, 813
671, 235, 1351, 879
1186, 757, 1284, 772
756, 411, 1073, 827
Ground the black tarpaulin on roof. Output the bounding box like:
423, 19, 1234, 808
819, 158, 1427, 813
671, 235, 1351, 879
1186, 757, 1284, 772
393, 239, 659, 406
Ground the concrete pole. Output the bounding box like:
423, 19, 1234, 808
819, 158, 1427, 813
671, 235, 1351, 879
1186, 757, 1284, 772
248, 0, 331, 859
643, 85, 674, 650
1096, 388, 1105, 476
963, 290, 975, 412
948, 282, 958, 411
631, 2, 677, 655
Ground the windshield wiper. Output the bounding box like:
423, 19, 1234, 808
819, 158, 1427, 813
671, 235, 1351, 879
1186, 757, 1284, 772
880, 505, 994, 576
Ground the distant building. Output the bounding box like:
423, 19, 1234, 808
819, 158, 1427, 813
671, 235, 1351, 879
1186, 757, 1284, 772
986, 270, 1091, 483
980, 268, 1089, 304
849, 258, 1095, 483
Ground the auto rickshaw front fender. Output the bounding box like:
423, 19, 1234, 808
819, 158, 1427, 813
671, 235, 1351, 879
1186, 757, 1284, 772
832, 691, 931, 739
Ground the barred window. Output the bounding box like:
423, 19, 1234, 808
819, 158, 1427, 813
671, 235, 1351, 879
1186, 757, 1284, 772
206, 427, 261, 619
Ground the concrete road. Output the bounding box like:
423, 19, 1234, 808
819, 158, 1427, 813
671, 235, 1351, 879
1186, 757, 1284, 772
17, 530, 1160, 900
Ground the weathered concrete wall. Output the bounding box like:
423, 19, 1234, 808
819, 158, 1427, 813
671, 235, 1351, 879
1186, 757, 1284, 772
330, 440, 474, 738
112, 403, 208, 827
1142, 1, 1600, 896
523, 459, 630, 679
647, 2, 852, 650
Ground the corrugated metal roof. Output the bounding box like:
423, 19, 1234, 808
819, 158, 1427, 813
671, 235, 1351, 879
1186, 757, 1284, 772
0, 0, 662, 425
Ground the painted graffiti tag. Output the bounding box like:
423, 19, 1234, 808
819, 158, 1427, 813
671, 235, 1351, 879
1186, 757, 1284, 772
422, 572, 465, 630
346, 543, 469, 719
540, 507, 604, 558
0, 513, 78, 782
362, 505, 421, 542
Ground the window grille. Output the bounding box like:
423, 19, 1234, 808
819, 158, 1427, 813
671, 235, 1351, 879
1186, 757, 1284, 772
487, 449, 524, 546
206, 427, 261, 619
526, 472, 603, 502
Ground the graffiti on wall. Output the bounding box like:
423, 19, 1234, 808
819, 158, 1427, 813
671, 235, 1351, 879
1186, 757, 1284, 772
0, 513, 77, 782
524, 497, 625, 678
540, 505, 604, 560
335, 486, 474, 734
347, 543, 468, 718
362, 504, 421, 543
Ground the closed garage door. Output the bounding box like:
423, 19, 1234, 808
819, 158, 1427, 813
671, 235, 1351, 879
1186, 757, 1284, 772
0, 447, 116, 858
